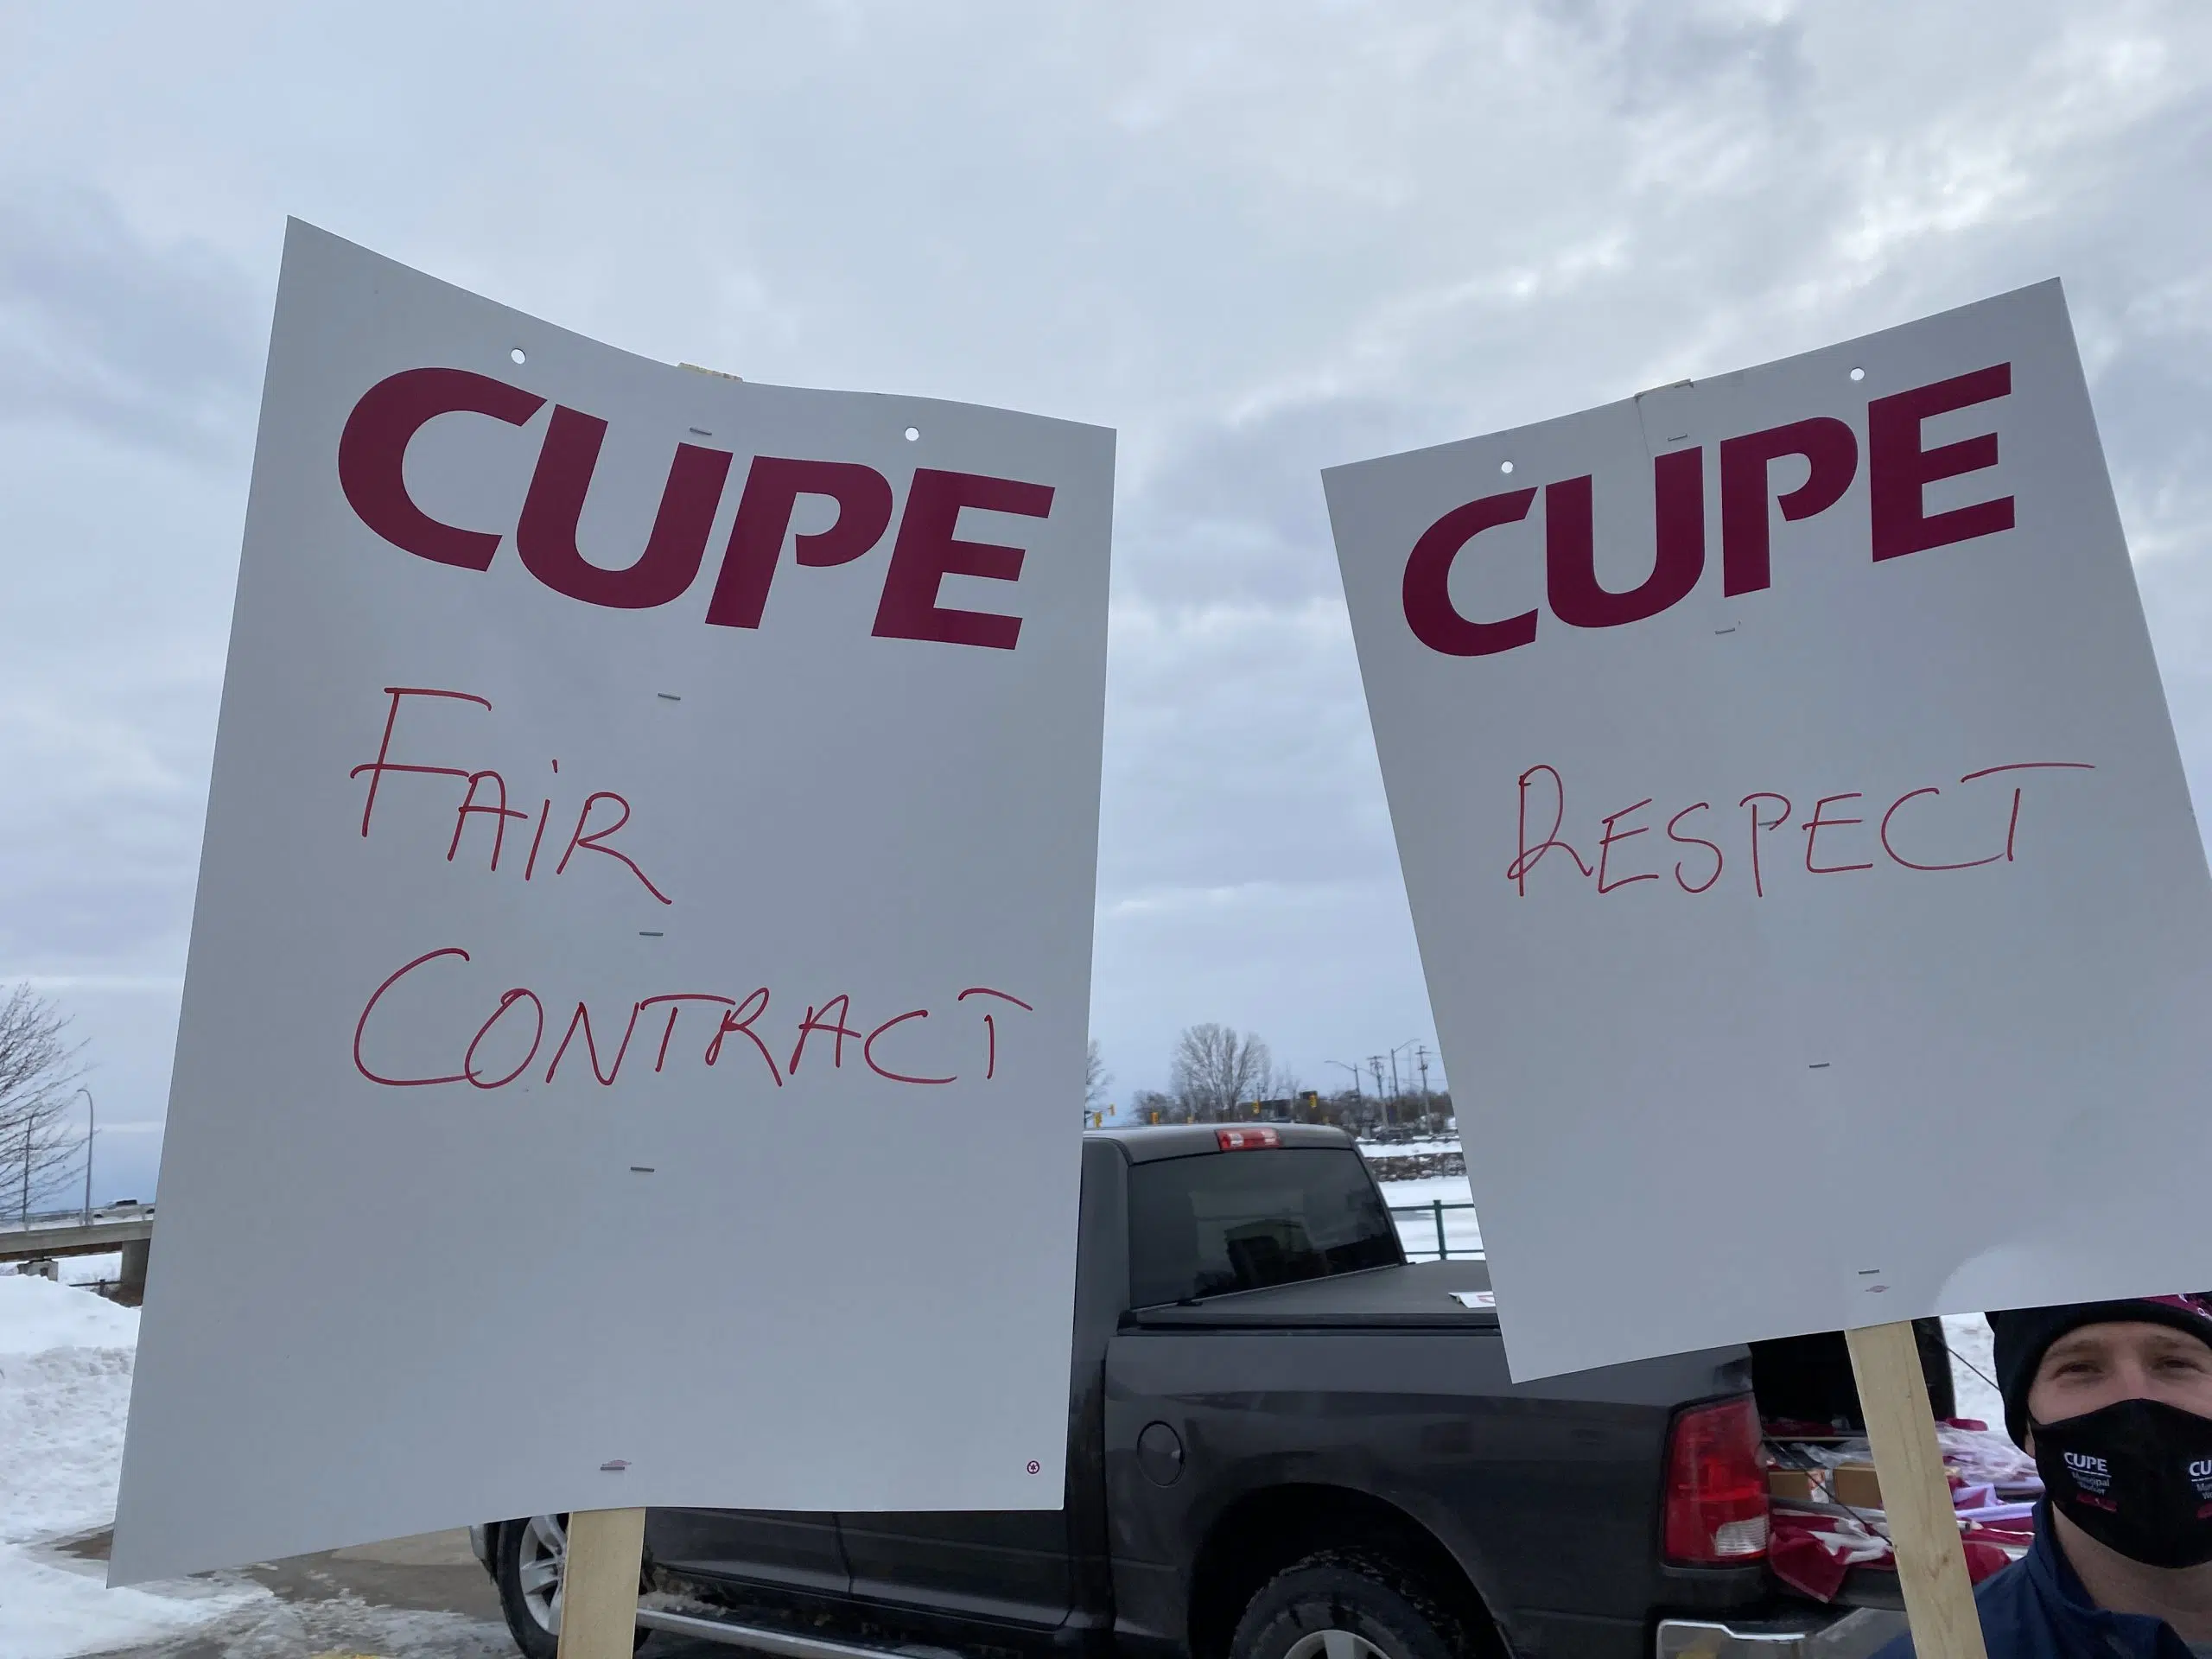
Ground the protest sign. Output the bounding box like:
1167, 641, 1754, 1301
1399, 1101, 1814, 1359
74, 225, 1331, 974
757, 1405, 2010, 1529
111, 220, 1113, 1585
1325, 281, 2212, 1385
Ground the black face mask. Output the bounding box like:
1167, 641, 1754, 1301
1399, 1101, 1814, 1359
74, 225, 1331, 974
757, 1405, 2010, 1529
2031, 1397, 2212, 1569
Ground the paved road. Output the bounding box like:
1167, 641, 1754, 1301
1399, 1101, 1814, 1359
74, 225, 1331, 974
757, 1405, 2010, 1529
66, 1528, 732, 1659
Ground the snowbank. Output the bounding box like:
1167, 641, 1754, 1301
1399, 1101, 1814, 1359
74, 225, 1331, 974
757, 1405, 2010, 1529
1, 1272, 142, 1548
0, 1269, 139, 1357
0, 1272, 259, 1658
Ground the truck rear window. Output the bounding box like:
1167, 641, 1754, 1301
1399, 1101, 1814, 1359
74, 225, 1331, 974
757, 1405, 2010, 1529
1127, 1147, 1403, 1306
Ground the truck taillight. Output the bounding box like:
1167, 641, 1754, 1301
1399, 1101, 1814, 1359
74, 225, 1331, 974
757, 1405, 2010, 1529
1662, 1396, 1769, 1565
1216, 1128, 1281, 1150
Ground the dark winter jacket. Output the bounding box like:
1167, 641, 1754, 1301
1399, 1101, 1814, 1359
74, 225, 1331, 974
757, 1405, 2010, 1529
1872, 1507, 2194, 1659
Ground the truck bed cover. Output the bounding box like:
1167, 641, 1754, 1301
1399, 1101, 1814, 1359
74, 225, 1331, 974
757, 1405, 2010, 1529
1127, 1259, 1497, 1327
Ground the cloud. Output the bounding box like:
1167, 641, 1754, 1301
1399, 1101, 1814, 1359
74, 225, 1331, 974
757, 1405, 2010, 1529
0, 184, 262, 461
3, 0, 2209, 1120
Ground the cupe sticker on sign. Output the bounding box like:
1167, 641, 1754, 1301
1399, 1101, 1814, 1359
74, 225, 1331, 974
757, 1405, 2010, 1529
111, 222, 1114, 1583
1325, 282, 2212, 1382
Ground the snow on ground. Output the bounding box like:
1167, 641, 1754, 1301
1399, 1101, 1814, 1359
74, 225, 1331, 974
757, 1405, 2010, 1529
0, 1269, 137, 1359
1376, 1173, 1484, 1259
127, 1595, 514, 1658
1358, 1135, 1463, 1160
1944, 1313, 2004, 1429
1366, 1136, 1481, 1259
0, 1271, 262, 1659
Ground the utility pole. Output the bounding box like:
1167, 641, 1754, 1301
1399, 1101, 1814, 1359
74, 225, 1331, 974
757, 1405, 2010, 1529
1369, 1056, 1389, 1124
79, 1088, 95, 1226
1389, 1038, 1421, 1119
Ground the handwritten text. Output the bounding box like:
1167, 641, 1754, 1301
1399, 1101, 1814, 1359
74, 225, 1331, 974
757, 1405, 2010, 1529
1509, 760, 2095, 898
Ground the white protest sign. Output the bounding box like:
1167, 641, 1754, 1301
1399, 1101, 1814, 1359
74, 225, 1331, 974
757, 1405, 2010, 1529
1325, 282, 2212, 1382
111, 221, 1112, 1582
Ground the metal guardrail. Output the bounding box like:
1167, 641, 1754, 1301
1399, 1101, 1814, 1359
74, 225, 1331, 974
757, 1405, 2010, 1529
1387, 1198, 1483, 1262
0, 1202, 151, 1234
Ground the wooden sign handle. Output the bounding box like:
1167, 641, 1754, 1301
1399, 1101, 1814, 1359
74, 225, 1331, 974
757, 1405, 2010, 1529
556, 1505, 645, 1659
1846, 1321, 1988, 1659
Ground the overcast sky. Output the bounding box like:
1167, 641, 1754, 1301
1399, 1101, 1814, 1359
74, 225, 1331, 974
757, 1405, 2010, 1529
4, 2, 2209, 1200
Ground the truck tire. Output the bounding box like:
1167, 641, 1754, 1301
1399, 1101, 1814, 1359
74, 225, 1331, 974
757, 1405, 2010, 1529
494, 1515, 648, 1659
1230, 1549, 1483, 1659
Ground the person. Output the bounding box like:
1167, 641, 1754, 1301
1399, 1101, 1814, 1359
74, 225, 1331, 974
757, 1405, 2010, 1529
1875, 1294, 2212, 1658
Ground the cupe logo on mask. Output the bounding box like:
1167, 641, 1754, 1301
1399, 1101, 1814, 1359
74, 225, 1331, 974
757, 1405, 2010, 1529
2033, 1397, 2212, 1569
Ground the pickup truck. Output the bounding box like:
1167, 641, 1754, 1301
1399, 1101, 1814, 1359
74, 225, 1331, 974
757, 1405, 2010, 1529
474, 1124, 1924, 1658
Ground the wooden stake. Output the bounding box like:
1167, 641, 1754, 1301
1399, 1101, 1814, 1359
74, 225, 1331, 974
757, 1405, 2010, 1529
1846, 1321, 1988, 1659
556, 1506, 645, 1659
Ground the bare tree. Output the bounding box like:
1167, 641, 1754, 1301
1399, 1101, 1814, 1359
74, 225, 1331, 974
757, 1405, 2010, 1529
0, 984, 86, 1222
1084, 1039, 1111, 1120
1319, 1087, 1369, 1131
1169, 1023, 1273, 1122
1130, 1089, 1178, 1125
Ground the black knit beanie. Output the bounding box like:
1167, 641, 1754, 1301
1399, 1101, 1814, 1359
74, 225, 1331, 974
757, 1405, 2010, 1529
1991, 1294, 2212, 1446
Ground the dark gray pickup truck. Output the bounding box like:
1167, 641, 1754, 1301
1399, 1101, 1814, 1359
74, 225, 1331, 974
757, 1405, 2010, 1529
476, 1124, 1922, 1659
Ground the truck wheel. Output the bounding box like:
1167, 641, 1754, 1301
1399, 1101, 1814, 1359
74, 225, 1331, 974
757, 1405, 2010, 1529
494, 1515, 649, 1658
1230, 1550, 1482, 1659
